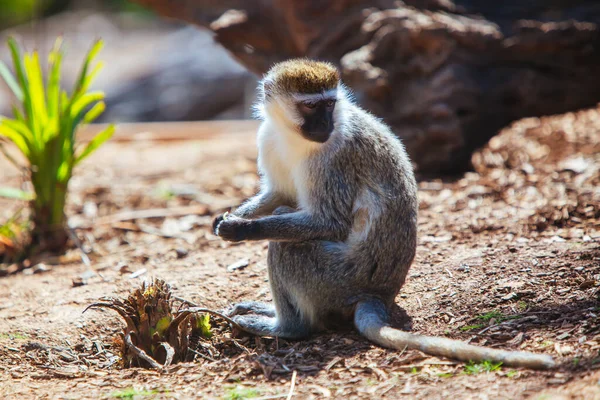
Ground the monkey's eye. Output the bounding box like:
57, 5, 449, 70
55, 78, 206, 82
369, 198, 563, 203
299, 102, 317, 114
325, 100, 336, 110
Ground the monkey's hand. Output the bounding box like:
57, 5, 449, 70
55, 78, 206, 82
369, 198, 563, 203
214, 214, 257, 242
272, 205, 296, 215
212, 212, 229, 235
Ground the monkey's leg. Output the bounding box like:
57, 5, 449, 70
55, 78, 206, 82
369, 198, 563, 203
227, 301, 275, 317
231, 306, 310, 339
232, 241, 332, 339
234, 241, 348, 339
231, 285, 312, 339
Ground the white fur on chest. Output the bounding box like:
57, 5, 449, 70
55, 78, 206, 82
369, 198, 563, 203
257, 121, 316, 209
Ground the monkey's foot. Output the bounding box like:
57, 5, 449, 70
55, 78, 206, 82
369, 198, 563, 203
232, 315, 278, 337
232, 315, 309, 339
227, 301, 275, 317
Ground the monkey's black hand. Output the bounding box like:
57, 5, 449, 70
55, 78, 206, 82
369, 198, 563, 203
215, 216, 258, 242
212, 213, 227, 235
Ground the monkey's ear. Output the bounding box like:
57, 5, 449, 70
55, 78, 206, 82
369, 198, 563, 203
262, 78, 275, 98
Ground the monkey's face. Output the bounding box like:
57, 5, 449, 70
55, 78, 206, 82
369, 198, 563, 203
296, 99, 336, 143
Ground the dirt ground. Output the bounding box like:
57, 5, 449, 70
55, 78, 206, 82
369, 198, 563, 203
0, 106, 599, 399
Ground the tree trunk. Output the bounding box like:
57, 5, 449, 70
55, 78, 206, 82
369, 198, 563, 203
132, 0, 600, 174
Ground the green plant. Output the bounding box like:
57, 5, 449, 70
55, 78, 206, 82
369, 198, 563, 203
223, 386, 260, 400
85, 279, 212, 369
0, 36, 114, 251
463, 360, 502, 375
461, 310, 520, 331
506, 370, 519, 378
477, 311, 504, 322
460, 324, 484, 331
109, 387, 160, 399
0, 209, 28, 261
0, 331, 29, 340
517, 301, 528, 311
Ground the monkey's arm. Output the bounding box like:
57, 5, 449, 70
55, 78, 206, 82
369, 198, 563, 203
216, 210, 349, 242
233, 191, 289, 219
212, 191, 293, 237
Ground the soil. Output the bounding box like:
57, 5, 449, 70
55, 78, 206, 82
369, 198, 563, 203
0, 107, 599, 399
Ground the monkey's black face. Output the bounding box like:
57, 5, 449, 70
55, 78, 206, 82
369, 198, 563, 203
297, 99, 336, 143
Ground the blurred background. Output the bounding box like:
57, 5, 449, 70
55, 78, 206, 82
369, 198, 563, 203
1, 0, 600, 174
0, 0, 259, 124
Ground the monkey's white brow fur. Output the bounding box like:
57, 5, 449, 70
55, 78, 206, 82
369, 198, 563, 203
291, 88, 338, 103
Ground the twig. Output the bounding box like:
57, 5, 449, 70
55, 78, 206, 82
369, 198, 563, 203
73, 205, 209, 228
112, 222, 192, 241
0, 141, 24, 171
123, 333, 162, 370
224, 338, 253, 355
398, 344, 408, 357
324, 357, 343, 371
78, 120, 258, 142
173, 296, 198, 307
188, 347, 216, 362
179, 307, 242, 330
67, 227, 91, 268
160, 342, 175, 367
173, 297, 243, 330
286, 370, 297, 400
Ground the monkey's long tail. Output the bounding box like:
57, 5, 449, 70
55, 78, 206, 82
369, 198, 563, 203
354, 299, 555, 370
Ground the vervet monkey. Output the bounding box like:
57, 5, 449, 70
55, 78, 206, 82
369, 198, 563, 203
213, 59, 554, 369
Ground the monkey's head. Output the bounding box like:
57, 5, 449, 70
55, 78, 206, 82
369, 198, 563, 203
257, 59, 343, 144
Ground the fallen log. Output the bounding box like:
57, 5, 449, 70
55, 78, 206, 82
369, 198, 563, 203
132, 0, 600, 173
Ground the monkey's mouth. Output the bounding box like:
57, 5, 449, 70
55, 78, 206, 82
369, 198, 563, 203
301, 127, 333, 143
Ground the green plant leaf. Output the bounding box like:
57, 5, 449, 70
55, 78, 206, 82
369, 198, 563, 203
82, 101, 105, 123
7, 37, 35, 139
196, 313, 212, 338
72, 40, 104, 98
70, 91, 104, 121
156, 316, 171, 335
23, 52, 48, 138
75, 124, 115, 164
0, 186, 33, 200
12, 105, 26, 122
46, 38, 63, 121
0, 61, 23, 101
0, 122, 30, 157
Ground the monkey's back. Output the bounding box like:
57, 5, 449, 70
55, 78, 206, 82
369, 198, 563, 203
340, 106, 418, 304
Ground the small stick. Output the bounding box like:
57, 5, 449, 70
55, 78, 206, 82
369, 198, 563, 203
67, 227, 91, 268
398, 344, 408, 357
124, 333, 162, 370
179, 307, 242, 330
160, 342, 175, 367
173, 296, 199, 307
286, 370, 297, 400
188, 347, 217, 362
173, 297, 243, 330
73, 205, 209, 228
